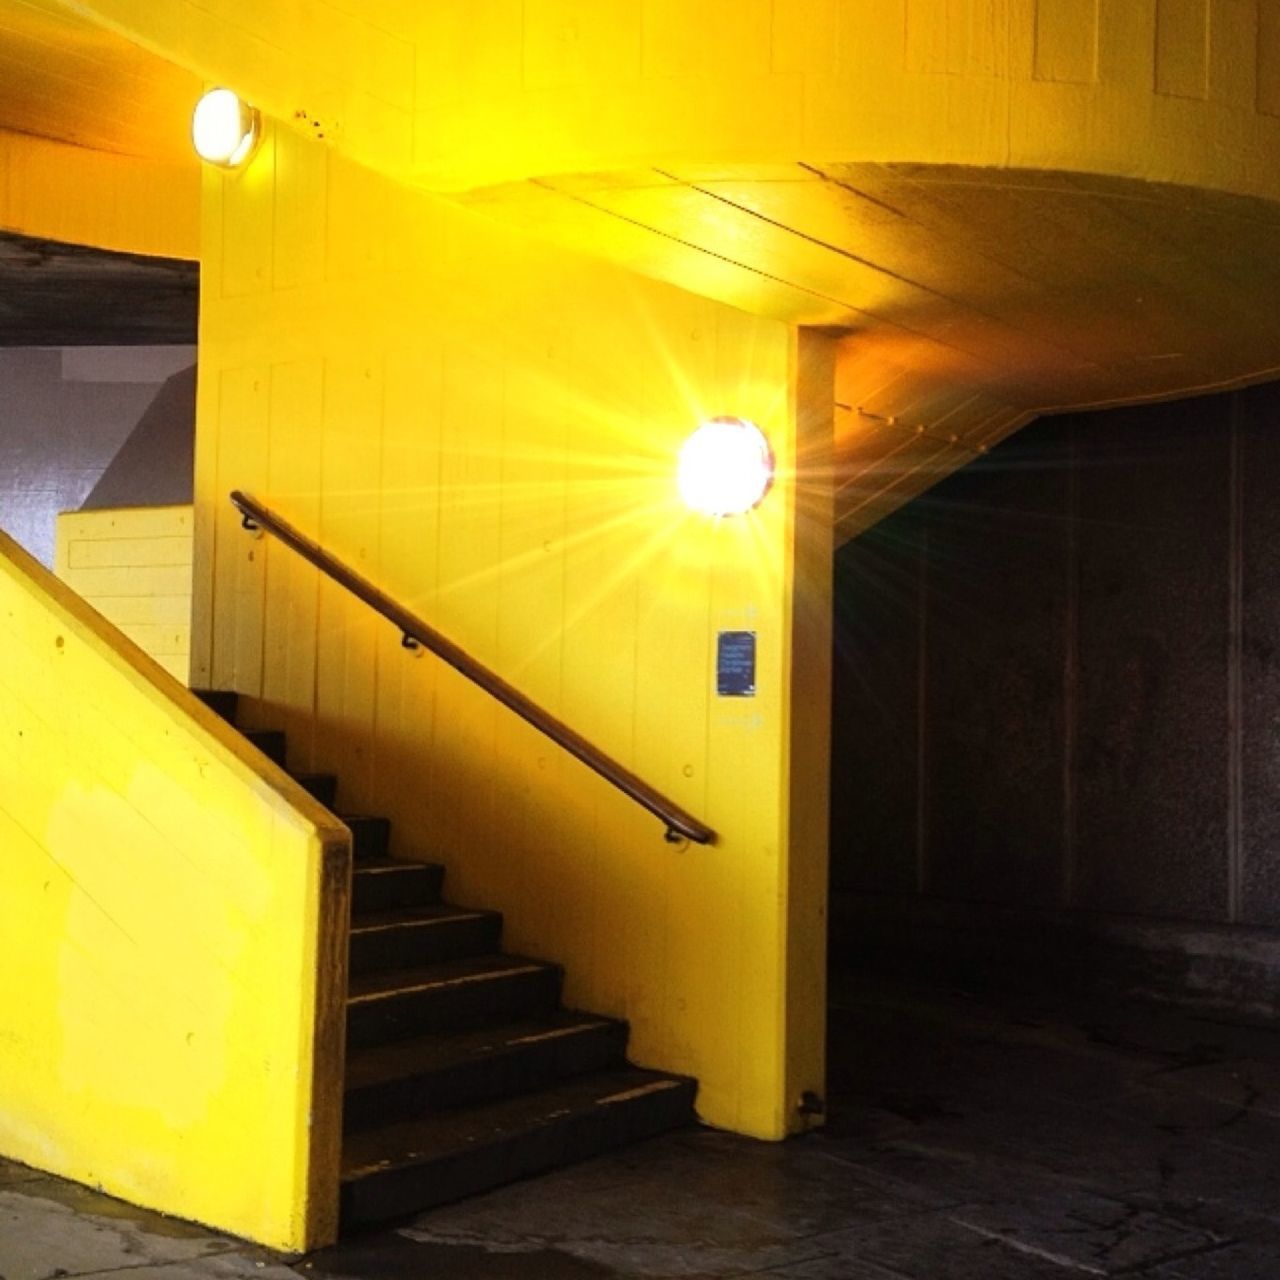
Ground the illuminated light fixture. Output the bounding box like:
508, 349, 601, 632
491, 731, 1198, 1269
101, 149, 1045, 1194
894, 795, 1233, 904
677, 416, 775, 516
192, 88, 261, 168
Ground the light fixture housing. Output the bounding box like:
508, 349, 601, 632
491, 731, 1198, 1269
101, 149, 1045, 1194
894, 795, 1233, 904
192, 88, 261, 168
677, 416, 775, 516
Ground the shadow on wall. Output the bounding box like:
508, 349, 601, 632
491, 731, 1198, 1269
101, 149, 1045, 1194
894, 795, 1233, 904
80, 362, 196, 511
831, 378, 1280, 1019
0, 347, 195, 566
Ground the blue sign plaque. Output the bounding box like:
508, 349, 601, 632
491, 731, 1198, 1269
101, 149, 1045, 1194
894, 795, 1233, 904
717, 630, 757, 697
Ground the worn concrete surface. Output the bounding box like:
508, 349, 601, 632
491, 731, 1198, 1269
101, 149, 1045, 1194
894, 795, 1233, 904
5, 976, 1280, 1278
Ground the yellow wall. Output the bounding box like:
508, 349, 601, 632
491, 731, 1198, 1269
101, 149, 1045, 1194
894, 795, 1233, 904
0, 527, 351, 1250
196, 125, 832, 1139
0, 128, 198, 259
55, 505, 194, 685
70, 0, 1280, 208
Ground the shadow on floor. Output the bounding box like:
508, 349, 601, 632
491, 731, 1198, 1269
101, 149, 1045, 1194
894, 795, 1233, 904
6, 975, 1280, 1278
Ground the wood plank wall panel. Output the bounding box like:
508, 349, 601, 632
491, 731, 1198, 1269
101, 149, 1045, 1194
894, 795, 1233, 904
1032, 0, 1099, 83
1156, 0, 1210, 99
55, 505, 194, 684
905, 0, 1012, 77
262, 359, 324, 773
1259, 0, 1280, 116
67, 0, 1280, 198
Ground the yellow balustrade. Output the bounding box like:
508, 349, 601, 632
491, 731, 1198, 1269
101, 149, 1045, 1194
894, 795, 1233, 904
0, 527, 351, 1251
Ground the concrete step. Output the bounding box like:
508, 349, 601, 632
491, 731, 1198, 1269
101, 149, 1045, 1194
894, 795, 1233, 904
347, 954, 563, 1049
352, 859, 445, 914
348, 904, 503, 975
340, 1067, 697, 1229
343, 1010, 630, 1132
291, 771, 337, 807
185, 695, 699, 1232
340, 814, 391, 862
243, 729, 286, 767
192, 689, 238, 722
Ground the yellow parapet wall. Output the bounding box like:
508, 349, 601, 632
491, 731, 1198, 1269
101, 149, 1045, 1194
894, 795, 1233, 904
56, 506, 195, 686
0, 128, 199, 261
67, 0, 1280, 207
0, 528, 351, 1250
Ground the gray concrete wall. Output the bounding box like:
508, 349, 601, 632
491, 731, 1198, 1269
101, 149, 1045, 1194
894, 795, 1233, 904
82, 364, 196, 511
832, 381, 1280, 1005
0, 347, 194, 567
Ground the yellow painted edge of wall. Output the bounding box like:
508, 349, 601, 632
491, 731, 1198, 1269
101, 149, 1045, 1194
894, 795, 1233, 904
0, 525, 350, 1250
59, 503, 195, 520
0, 128, 199, 259
781, 330, 835, 1133
302, 833, 350, 1248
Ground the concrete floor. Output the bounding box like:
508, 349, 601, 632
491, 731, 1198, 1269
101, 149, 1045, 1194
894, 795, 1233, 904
4, 976, 1280, 1279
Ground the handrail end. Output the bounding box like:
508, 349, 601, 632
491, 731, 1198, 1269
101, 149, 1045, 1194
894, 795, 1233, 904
666, 823, 715, 847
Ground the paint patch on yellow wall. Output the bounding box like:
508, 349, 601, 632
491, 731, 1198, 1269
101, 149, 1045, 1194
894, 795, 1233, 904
0, 527, 350, 1250
55, 505, 194, 684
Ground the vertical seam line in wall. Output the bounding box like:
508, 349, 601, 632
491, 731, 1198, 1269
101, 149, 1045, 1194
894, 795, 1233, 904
915, 519, 928, 895
1228, 395, 1244, 924
369, 355, 388, 801
258, 370, 273, 701
313, 361, 328, 738
427, 344, 446, 780
1063, 420, 1079, 909
1003, 4, 1013, 166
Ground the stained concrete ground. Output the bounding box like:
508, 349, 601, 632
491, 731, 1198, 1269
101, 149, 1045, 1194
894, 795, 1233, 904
5, 975, 1280, 1279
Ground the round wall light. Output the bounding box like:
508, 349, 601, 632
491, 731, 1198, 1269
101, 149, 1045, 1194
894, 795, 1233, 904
192, 88, 261, 168
677, 417, 775, 516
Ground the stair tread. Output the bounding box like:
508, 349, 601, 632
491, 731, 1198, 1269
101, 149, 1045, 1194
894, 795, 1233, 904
351, 860, 446, 914
341, 1066, 693, 1179
348, 953, 558, 1004
345, 1009, 625, 1092
354, 858, 444, 876
349, 904, 498, 932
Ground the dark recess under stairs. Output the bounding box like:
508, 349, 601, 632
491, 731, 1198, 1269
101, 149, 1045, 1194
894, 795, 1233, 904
195, 690, 697, 1232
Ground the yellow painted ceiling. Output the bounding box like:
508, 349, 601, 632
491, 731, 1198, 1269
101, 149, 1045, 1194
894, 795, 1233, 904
462, 164, 1280, 537
6, 0, 1280, 538
0, 0, 198, 163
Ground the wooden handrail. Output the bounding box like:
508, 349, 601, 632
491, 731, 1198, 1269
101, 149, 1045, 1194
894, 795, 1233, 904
230, 491, 715, 845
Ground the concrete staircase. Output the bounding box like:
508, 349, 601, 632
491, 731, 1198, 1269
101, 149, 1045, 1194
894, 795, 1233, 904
196, 690, 697, 1232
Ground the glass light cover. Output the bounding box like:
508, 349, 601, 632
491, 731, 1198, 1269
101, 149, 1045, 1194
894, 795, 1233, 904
677, 417, 775, 516
192, 88, 259, 167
